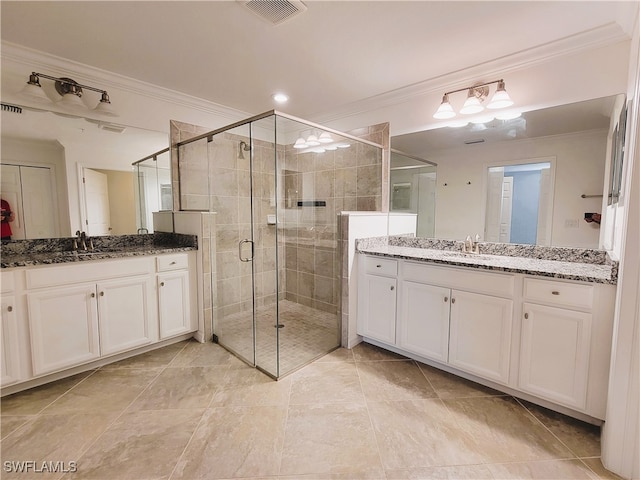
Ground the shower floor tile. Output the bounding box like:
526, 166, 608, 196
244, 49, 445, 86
216, 299, 339, 377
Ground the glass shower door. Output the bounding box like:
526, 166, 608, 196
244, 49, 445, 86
211, 125, 257, 367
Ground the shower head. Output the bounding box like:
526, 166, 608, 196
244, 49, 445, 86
238, 140, 251, 159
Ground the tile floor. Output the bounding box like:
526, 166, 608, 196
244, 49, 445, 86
0, 340, 623, 480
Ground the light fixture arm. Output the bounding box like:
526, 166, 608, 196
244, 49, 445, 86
442, 79, 504, 97
30, 72, 109, 96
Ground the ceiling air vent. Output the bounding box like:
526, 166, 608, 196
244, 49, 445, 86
238, 0, 307, 26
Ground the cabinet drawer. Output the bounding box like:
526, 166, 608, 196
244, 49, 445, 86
157, 253, 189, 272
523, 277, 593, 310
1, 271, 15, 294
362, 255, 397, 277
404, 262, 514, 298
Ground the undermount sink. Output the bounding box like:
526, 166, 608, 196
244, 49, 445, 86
440, 251, 492, 261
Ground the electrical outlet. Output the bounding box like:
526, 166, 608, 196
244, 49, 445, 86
564, 219, 579, 228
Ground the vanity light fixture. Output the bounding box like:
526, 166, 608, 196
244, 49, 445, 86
18, 72, 119, 117
433, 79, 513, 120
292, 131, 350, 153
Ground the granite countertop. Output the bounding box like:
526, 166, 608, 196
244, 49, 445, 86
357, 236, 617, 285
1, 233, 197, 269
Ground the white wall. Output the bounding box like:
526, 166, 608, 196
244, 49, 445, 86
432, 130, 607, 248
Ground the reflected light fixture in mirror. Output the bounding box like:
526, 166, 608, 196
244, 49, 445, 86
434, 79, 513, 119
18, 71, 119, 117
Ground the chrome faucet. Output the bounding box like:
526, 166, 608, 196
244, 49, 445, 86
75, 230, 88, 251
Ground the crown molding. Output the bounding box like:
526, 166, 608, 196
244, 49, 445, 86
310, 22, 631, 125
0, 41, 251, 122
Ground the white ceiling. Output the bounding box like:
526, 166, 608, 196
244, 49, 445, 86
1, 1, 636, 120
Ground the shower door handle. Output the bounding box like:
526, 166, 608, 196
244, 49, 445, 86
238, 239, 254, 262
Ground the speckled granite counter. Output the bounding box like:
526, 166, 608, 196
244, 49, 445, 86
1, 233, 197, 269
357, 236, 618, 285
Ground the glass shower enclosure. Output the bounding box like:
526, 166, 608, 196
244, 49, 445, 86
176, 111, 383, 378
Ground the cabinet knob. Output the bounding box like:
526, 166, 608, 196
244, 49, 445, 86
390, 286, 394, 291
91, 292, 96, 298
170, 261, 177, 265
376, 264, 381, 268
551, 291, 560, 295
451, 298, 456, 304
444, 296, 448, 302
7, 306, 13, 312
524, 312, 529, 319
100, 291, 105, 297
160, 282, 165, 287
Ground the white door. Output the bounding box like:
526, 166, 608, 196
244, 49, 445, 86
519, 303, 591, 410
357, 274, 397, 344
448, 290, 513, 385
20, 166, 58, 238
398, 281, 450, 362
485, 168, 504, 242
84, 168, 111, 236
1, 294, 21, 386
27, 284, 101, 376
97, 276, 155, 356
158, 270, 192, 339
0, 165, 26, 240
499, 176, 513, 243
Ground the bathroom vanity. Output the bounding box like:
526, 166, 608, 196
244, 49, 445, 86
0, 234, 198, 395
356, 236, 617, 423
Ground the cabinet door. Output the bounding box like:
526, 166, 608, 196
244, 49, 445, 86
398, 281, 450, 362
158, 270, 192, 339
97, 276, 156, 356
449, 290, 513, 384
1, 295, 21, 386
28, 285, 100, 376
519, 303, 591, 410
357, 274, 397, 344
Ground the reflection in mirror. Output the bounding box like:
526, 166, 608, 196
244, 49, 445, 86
389, 150, 437, 237
133, 148, 172, 233
485, 161, 551, 245
0, 106, 168, 238
391, 94, 623, 248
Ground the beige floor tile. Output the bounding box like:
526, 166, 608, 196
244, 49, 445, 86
581, 457, 626, 479
1, 371, 95, 415
289, 362, 364, 405
367, 399, 483, 469
280, 403, 384, 477
66, 409, 203, 480
1, 412, 118, 480
352, 342, 408, 362
443, 396, 575, 463
417, 362, 504, 399
1, 415, 33, 440
127, 366, 225, 411
385, 464, 494, 479
172, 405, 287, 479
169, 340, 243, 367
518, 400, 601, 457
487, 459, 599, 479
211, 368, 291, 406
315, 347, 355, 363
357, 360, 437, 402
101, 341, 187, 369
278, 472, 386, 479
41, 369, 161, 414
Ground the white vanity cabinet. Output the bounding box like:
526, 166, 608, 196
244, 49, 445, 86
400, 261, 514, 385
157, 253, 196, 339
1, 271, 22, 386
518, 277, 611, 414
357, 256, 398, 344
26, 257, 157, 376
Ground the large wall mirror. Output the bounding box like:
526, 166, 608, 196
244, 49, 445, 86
0, 106, 168, 239
391, 94, 624, 249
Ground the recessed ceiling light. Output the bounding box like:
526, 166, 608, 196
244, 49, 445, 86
272, 93, 289, 103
